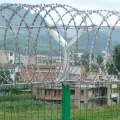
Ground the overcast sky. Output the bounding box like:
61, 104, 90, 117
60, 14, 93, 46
0, 0, 120, 11
0, 0, 120, 26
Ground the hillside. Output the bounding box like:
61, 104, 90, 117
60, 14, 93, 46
0, 3, 120, 55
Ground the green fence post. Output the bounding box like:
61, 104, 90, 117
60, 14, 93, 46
62, 83, 70, 120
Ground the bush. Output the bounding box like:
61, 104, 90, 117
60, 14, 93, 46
0, 94, 35, 102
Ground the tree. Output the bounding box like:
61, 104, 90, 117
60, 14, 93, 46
81, 52, 89, 59
81, 59, 89, 72
106, 62, 117, 75
106, 44, 120, 76
113, 44, 120, 72
0, 67, 13, 84
97, 55, 103, 65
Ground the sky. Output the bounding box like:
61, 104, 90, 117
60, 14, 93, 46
0, 0, 120, 11
0, 0, 120, 26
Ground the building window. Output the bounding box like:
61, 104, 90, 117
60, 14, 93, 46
10, 53, 13, 56
10, 60, 13, 63
99, 76, 102, 80
81, 90, 84, 95
48, 90, 53, 95
80, 101, 84, 103
48, 90, 50, 95
43, 60, 46, 63
58, 90, 61, 96
71, 90, 75, 95
34, 68, 38, 70
45, 90, 47, 95
16, 72, 20, 76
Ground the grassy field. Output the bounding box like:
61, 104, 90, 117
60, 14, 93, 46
0, 101, 120, 120
0, 94, 120, 120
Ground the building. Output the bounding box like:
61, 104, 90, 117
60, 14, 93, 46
32, 66, 85, 106
32, 84, 76, 104
0, 50, 15, 64
33, 85, 62, 103
32, 82, 118, 108
24, 54, 63, 67
21, 64, 56, 82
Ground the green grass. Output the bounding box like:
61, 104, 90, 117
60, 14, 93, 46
0, 100, 62, 120
0, 100, 120, 120
0, 94, 120, 120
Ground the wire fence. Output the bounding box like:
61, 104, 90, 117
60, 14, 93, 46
0, 82, 120, 120
0, 3, 120, 120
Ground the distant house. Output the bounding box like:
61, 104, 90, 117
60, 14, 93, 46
32, 84, 76, 104
32, 66, 86, 106
0, 50, 14, 64
21, 64, 56, 82
24, 54, 63, 68
33, 85, 62, 103
32, 68, 120, 108
0, 50, 15, 81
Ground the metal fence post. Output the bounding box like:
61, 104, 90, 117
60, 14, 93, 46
62, 83, 70, 120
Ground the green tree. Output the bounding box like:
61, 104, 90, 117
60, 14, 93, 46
113, 44, 120, 72
106, 62, 117, 75
106, 44, 120, 76
81, 52, 89, 59
97, 55, 103, 65
81, 59, 89, 72
0, 67, 13, 84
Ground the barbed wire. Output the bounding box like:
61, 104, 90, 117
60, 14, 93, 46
0, 4, 120, 85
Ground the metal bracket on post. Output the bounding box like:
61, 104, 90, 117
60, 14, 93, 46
48, 26, 87, 120
62, 83, 70, 120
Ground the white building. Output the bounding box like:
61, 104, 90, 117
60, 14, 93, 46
0, 50, 15, 64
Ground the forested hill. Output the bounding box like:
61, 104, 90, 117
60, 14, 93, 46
0, 3, 120, 55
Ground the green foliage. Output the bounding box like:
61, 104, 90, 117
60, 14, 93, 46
0, 100, 119, 120
81, 52, 89, 59
106, 44, 120, 76
113, 44, 120, 72
0, 94, 35, 102
0, 67, 13, 84
11, 88, 22, 95
97, 55, 103, 65
106, 62, 117, 75
81, 59, 89, 72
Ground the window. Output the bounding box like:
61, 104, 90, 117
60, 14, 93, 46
34, 68, 38, 70
10, 60, 13, 63
10, 53, 13, 56
48, 90, 53, 95
71, 90, 75, 95
80, 101, 84, 103
99, 76, 102, 80
38, 60, 42, 63
16, 72, 20, 76
45, 90, 47, 95
81, 90, 84, 95
58, 90, 61, 96
43, 60, 46, 63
